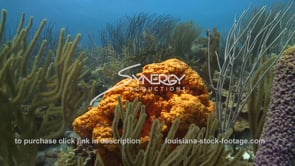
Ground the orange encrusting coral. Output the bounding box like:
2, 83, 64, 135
73, 58, 214, 147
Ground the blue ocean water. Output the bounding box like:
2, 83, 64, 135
0, 0, 291, 44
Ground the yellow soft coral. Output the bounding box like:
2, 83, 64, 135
73, 58, 214, 148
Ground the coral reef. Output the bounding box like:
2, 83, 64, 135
241, 2, 295, 55
0, 9, 93, 165
254, 46, 295, 165
68, 98, 247, 165
201, 27, 220, 82
90, 14, 206, 87
55, 143, 96, 166
208, 1, 295, 133
170, 21, 202, 56
73, 58, 214, 148
247, 55, 275, 152
100, 13, 177, 57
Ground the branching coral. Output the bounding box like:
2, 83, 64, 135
241, 2, 295, 55
78, 97, 245, 165
202, 27, 220, 82
254, 46, 295, 165
170, 21, 202, 56
100, 13, 177, 55
95, 13, 204, 86
73, 58, 214, 148
208, 1, 295, 133
0, 9, 93, 165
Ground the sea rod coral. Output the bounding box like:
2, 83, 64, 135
60, 98, 246, 166
0, 9, 92, 165
73, 58, 214, 148
254, 46, 295, 165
